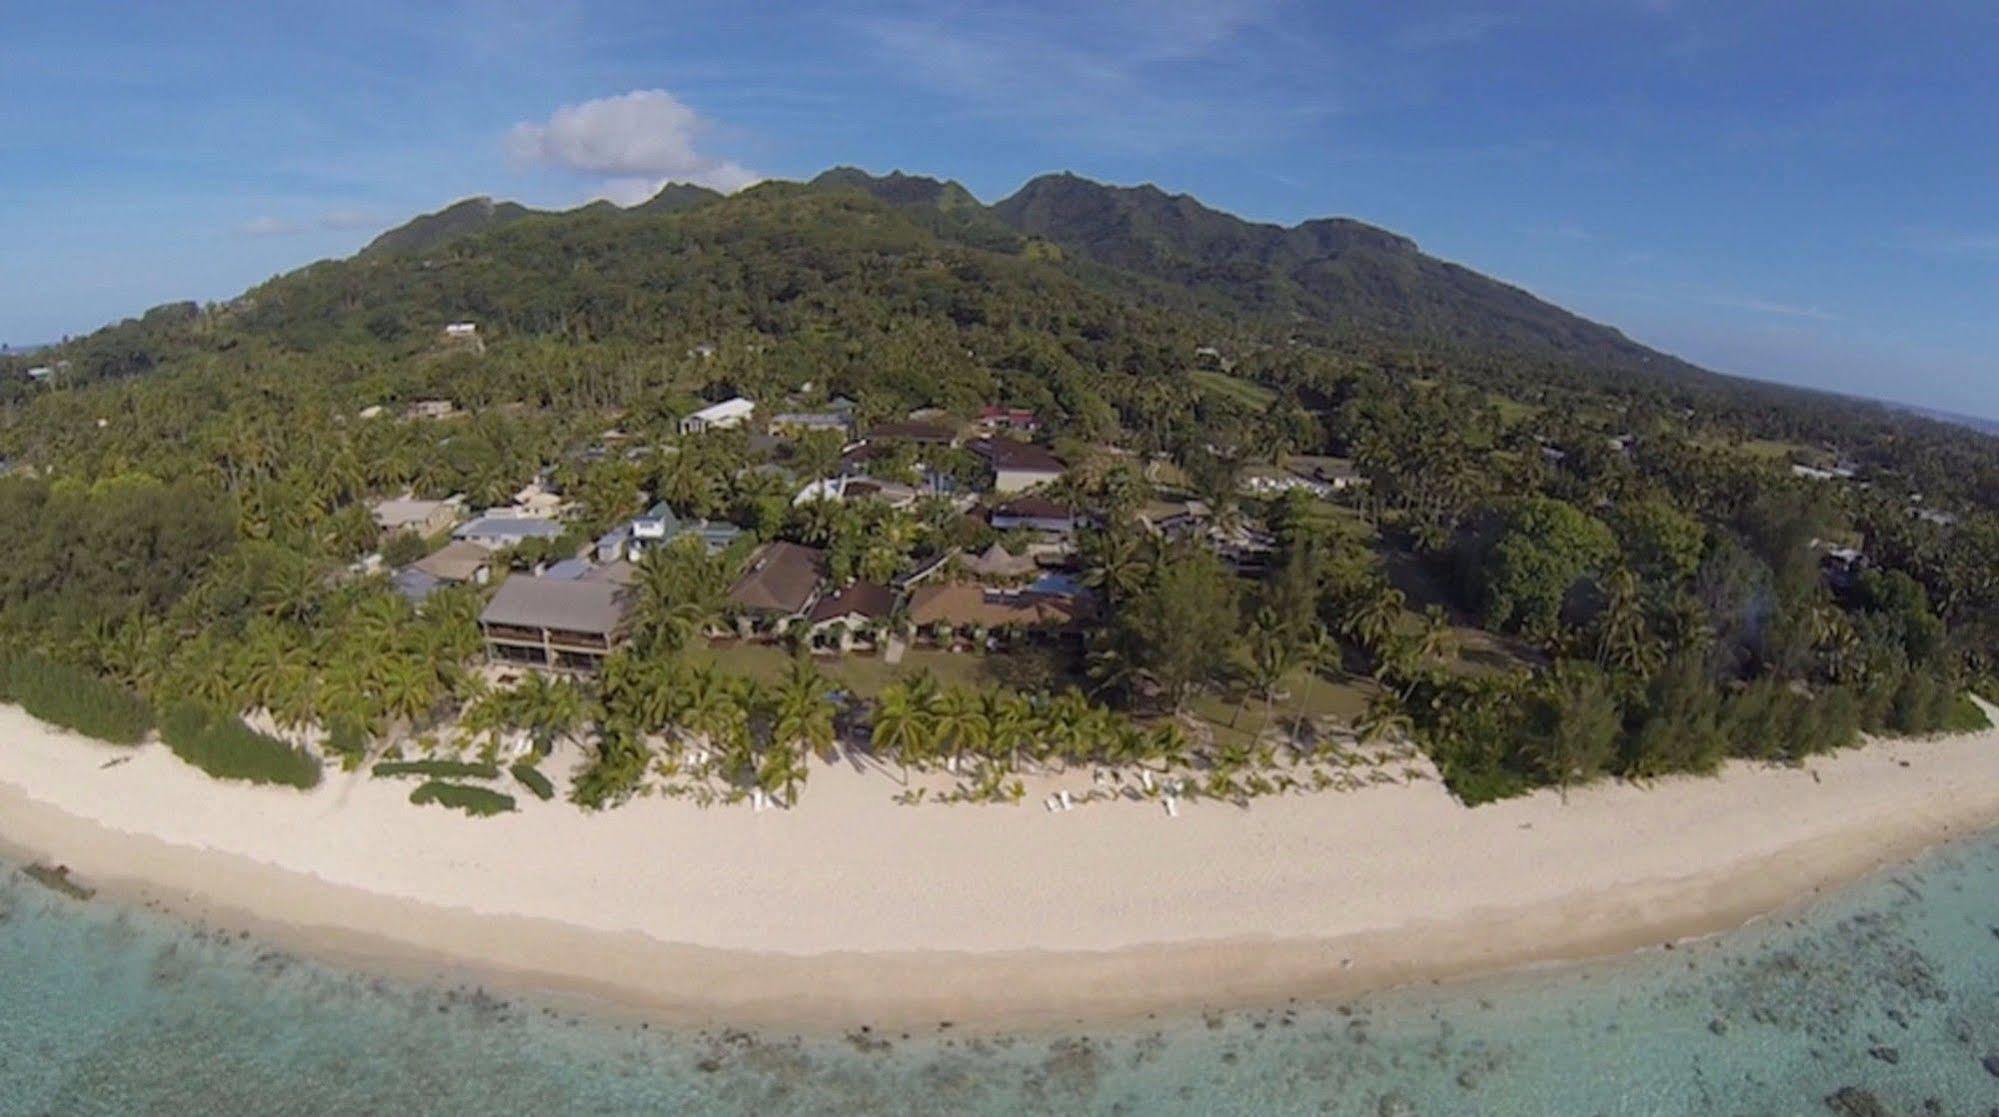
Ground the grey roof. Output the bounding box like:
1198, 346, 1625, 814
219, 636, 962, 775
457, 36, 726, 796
455, 515, 564, 542
392, 568, 444, 605
481, 576, 629, 634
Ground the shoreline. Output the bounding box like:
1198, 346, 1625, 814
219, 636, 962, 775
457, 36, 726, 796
3, 701, 1998, 1032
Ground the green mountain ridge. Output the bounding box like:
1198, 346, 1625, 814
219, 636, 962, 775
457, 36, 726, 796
3, 166, 1773, 399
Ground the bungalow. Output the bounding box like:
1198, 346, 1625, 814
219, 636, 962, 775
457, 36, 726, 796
1283, 456, 1365, 492
407, 399, 458, 421
443, 322, 478, 340
969, 437, 1063, 494
991, 495, 1080, 536
961, 542, 1037, 581
26, 366, 53, 383
480, 575, 632, 673
411, 540, 493, 586
805, 581, 896, 651
1240, 467, 1332, 499
767, 399, 856, 437
975, 406, 1041, 434
370, 495, 465, 538
613, 502, 744, 560
680, 397, 755, 435
727, 541, 828, 631
453, 514, 565, 551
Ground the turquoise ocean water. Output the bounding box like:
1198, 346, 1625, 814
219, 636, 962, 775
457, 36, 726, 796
3, 833, 1997, 1116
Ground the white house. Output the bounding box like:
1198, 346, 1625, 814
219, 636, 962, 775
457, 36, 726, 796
443, 322, 478, 339
680, 397, 755, 435
968, 438, 1064, 494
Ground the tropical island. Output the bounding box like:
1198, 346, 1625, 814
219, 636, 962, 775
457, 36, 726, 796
1, 169, 1996, 1021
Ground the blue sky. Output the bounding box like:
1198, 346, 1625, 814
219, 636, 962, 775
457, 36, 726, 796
4, 1, 1996, 419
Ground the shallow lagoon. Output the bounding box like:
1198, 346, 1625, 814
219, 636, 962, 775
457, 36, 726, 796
2, 832, 1996, 1116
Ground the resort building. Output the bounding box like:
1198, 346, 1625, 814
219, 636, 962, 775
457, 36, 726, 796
680, 397, 755, 435
969, 437, 1063, 493
905, 582, 1087, 641
479, 574, 632, 673
453, 514, 565, 551
726, 541, 828, 632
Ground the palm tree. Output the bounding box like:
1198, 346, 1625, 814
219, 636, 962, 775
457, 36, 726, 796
1341, 581, 1406, 663
1241, 607, 1297, 736
933, 686, 991, 772
1291, 624, 1341, 742
870, 681, 933, 781
772, 658, 836, 761
1594, 567, 1657, 677
1079, 525, 1150, 607
1355, 688, 1413, 745
983, 689, 1036, 772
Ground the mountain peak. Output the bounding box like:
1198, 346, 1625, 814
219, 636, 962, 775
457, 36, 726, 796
808, 166, 983, 212
360, 196, 536, 258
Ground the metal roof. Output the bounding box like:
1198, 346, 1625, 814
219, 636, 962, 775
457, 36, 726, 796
480, 576, 629, 634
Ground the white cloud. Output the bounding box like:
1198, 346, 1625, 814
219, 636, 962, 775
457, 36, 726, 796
318, 209, 382, 231
854, 2, 1328, 154
1694, 293, 1837, 322
506, 89, 760, 198
1394, 13, 1516, 51
236, 216, 301, 237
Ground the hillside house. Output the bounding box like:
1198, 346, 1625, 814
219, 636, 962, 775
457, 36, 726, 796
970, 437, 1064, 494
991, 495, 1081, 536
370, 495, 465, 538
975, 406, 1042, 434
680, 397, 755, 435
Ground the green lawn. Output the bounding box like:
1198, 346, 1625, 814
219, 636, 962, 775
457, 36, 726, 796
1188, 667, 1374, 749
695, 642, 1051, 698
1190, 369, 1278, 409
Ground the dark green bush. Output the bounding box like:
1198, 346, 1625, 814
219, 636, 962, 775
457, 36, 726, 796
381, 530, 430, 567
373, 759, 500, 781
1942, 692, 1992, 735
325, 716, 370, 761
510, 762, 555, 801
159, 702, 321, 789
0, 653, 152, 745
409, 781, 516, 817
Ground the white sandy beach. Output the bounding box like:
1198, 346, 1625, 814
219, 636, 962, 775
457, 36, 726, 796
3, 700, 1997, 1029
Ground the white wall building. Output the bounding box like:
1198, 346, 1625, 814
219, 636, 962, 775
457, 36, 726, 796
680, 397, 755, 435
